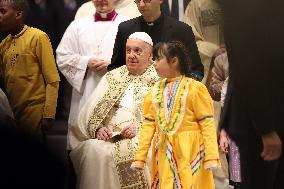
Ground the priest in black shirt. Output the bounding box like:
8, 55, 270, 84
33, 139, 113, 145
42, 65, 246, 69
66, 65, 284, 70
109, 0, 203, 81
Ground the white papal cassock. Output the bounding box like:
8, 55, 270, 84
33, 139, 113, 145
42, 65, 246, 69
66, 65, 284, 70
69, 65, 159, 189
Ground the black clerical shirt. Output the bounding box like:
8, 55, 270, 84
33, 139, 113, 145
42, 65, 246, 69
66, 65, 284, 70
140, 15, 164, 45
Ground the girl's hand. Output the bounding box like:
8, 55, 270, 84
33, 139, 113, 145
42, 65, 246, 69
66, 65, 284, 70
130, 163, 144, 170
219, 135, 229, 153
131, 166, 143, 170
219, 129, 229, 153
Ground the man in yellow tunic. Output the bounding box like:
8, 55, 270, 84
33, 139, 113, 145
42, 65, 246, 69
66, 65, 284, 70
69, 32, 159, 189
0, 0, 60, 134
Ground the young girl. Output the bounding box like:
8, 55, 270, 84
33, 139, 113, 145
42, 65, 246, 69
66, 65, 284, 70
131, 41, 220, 189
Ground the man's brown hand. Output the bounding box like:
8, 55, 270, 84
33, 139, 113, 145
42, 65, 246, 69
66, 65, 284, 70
261, 131, 282, 161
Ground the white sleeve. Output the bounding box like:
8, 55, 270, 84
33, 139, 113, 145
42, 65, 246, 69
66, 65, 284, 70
0, 89, 14, 118
56, 21, 91, 93
74, 1, 96, 19
221, 77, 229, 107
69, 75, 109, 149
78, 75, 109, 128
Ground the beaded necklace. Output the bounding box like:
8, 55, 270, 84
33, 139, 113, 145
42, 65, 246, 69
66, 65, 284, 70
164, 77, 182, 125
154, 76, 189, 144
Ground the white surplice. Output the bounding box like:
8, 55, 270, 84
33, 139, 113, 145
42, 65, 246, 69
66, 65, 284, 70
75, 0, 141, 19
56, 14, 129, 148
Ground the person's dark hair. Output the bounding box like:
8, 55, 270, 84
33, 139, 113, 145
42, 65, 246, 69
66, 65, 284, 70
1, 0, 30, 20
153, 41, 192, 77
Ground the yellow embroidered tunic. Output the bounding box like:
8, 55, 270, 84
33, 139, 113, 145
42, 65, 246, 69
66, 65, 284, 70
132, 76, 220, 189
0, 25, 60, 132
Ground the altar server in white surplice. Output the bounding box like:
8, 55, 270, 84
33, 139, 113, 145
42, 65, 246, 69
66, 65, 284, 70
75, 0, 140, 19
56, 0, 129, 148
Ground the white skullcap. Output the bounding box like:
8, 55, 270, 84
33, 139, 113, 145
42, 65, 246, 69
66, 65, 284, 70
128, 32, 153, 46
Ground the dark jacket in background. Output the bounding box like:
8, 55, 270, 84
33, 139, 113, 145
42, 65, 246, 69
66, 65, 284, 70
220, 0, 284, 188
26, 0, 80, 49
161, 0, 191, 20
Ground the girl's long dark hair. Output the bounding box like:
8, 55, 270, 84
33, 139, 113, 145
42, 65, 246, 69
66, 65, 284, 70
153, 41, 192, 77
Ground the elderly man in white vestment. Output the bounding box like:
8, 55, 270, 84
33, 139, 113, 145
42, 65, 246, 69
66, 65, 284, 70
75, 0, 141, 19
56, 0, 129, 148
69, 32, 159, 189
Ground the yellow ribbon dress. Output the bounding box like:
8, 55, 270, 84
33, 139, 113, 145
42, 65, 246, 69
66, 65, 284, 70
132, 76, 220, 189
